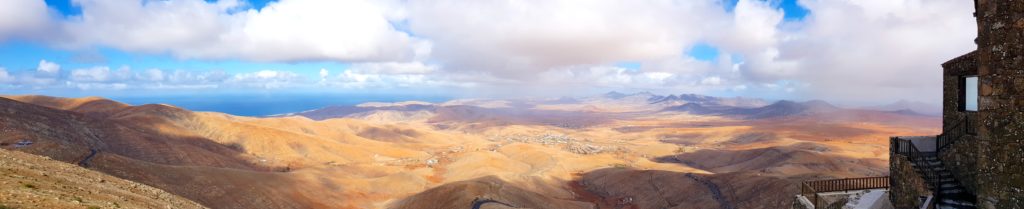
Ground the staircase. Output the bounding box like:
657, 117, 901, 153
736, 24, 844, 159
909, 154, 977, 209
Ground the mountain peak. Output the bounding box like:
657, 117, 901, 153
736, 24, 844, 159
863, 99, 941, 116
769, 100, 799, 106
603, 91, 628, 99
801, 100, 838, 109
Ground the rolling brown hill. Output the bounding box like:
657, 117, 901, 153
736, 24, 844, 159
0, 96, 327, 208
0, 94, 940, 209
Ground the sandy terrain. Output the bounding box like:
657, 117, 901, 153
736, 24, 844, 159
0, 94, 939, 209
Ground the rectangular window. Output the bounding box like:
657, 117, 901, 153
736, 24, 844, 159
964, 76, 979, 111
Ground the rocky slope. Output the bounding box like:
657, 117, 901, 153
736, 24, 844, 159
0, 148, 207, 209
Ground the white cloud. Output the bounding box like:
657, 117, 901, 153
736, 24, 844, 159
225, 70, 304, 89
136, 68, 165, 81
761, 0, 976, 103
0, 67, 13, 83
50, 0, 421, 62
166, 70, 229, 84
406, 0, 727, 77
347, 62, 437, 74
0, 0, 52, 41
330, 62, 452, 89
71, 82, 129, 90
701, 76, 723, 85
0, 0, 980, 105
37, 60, 60, 75
712, 0, 784, 54
69, 66, 132, 82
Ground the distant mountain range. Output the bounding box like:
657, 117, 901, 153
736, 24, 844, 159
663, 99, 842, 119
596, 91, 770, 108
860, 99, 941, 116
285, 91, 938, 121
648, 93, 769, 108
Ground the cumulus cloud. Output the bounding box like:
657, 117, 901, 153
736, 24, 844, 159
37, 60, 60, 75
0, 0, 979, 105
69, 66, 132, 82
755, 0, 976, 103
71, 82, 129, 90
701, 76, 723, 85
50, 0, 422, 62
406, 0, 727, 77
0, 0, 53, 41
3, 59, 66, 86
0, 67, 13, 83
166, 70, 229, 84
328, 62, 459, 89
136, 68, 165, 82
225, 70, 304, 89
0, 61, 297, 90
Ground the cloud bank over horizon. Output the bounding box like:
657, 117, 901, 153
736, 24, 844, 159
0, 0, 976, 105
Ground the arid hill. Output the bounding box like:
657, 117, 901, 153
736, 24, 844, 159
0, 148, 207, 209
0, 94, 939, 209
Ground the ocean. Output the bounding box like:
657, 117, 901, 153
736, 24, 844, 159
109, 93, 450, 117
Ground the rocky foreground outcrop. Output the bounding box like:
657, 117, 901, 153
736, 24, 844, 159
0, 149, 207, 209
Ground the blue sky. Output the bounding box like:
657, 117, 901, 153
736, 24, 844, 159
0, 0, 977, 108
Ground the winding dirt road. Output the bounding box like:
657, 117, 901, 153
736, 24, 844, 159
685, 173, 736, 209
77, 149, 98, 167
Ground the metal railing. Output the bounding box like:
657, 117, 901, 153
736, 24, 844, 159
892, 136, 915, 156
937, 113, 976, 152
889, 112, 978, 209
801, 176, 890, 209
891, 136, 941, 209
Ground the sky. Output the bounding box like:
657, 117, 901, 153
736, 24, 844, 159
0, 0, 978, 107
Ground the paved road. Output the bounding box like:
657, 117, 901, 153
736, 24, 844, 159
78, 149, 98, 167
686, 173, 736, 209
470, 198, 516, 209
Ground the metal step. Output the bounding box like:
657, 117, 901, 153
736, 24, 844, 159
940, 188, 965, 194
932, 177, 957, 184
940, 183, 961, 189
937, 204, 977, 209
939, 198, 976, 207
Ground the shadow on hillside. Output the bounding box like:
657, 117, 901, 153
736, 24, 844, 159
651, 143, 887, 177
388, 175, 593, 209
428, 105, 620, 130
572, 167, 797, 209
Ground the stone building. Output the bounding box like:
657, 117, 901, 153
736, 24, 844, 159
889, 1, 1024, 208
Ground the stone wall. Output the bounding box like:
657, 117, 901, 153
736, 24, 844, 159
889, 155, 930, 209
974, 0, 1024, 208
939, 51, 981, 195
942, 51, 978, 129
938, 135, 979, 194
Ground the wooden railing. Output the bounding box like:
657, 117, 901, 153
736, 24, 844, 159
804, 176, 890, 193
801, 176, 890, 209
801, 183, 825, 209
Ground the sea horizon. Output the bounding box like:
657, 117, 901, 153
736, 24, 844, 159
107, 93, 452, 117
